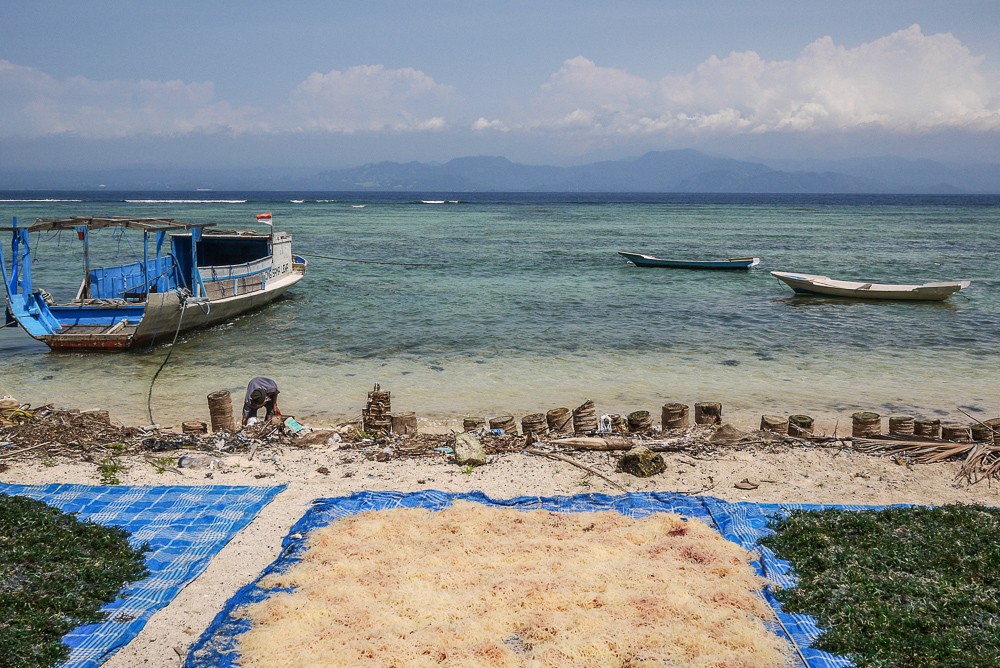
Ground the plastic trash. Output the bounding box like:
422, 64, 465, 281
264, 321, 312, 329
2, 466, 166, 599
597, 415, 613, 434
283, 417, 304, 434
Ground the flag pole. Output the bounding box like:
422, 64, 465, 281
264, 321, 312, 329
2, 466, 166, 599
256, 212, 273, 252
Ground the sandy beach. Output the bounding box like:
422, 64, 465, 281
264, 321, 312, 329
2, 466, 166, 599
2, 410, 999, 667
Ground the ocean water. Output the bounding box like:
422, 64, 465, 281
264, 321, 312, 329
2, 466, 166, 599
1, 192, 998, 430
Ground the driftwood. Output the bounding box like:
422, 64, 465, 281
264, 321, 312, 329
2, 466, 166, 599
0, 441, 52, 460
547, 436, 631, 451
525, 447, 626, 492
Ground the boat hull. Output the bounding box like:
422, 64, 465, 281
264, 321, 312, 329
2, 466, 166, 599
770, 271, 970, 301
3, 216, 308, 351
33, 271, 305, 351
618, 251, 760, 269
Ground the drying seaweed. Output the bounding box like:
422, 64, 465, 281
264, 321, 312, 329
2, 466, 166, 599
0, 494, 149, 668
762, 505, 1000, 668
239, 501, 788, 667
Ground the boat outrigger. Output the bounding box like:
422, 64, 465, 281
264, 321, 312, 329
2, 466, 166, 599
1, 214, 306, 350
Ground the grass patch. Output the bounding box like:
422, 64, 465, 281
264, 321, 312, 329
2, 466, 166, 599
761, 504, 1000, 668
0, 494, 149, 667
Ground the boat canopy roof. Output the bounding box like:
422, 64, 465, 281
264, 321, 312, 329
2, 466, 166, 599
1, 216, 216, 233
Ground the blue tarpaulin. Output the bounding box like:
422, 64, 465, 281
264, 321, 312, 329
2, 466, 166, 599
0, 483, 285, 668
187, 490, 861, 668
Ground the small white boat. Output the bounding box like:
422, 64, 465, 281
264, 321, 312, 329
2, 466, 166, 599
770, 271, 970, 301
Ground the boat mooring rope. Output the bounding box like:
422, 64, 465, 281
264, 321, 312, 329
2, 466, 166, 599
306, 252, 436, 267
145, 295, 189, 425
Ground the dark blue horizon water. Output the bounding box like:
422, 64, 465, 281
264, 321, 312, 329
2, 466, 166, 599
1, 191, 998, 429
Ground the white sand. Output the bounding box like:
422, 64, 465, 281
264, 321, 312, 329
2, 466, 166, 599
2, 414, 998, 667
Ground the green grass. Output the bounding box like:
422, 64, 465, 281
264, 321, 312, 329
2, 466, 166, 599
761, 504, 1000, 668
0, 494, 149, 667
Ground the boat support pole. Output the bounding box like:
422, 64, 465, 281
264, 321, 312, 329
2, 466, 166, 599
155, 231, 166, 291
78, 225, 91, 299
190, 227, 202, 299
1, 217, 14, 297
16, 226, 32, 296
142, 231, 149, 295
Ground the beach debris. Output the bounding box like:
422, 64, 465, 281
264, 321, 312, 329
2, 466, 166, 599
759, 415, 788, 434
661, 402, 690, 430
627, 410, 653, 433
283, 416, 305, 434
888, 415, 915, 436
734, 478, 760, 490
488, 415, 517, 435
572, 399, 598, 434
207, 389, 236, 433
709, 424, 746, 445
453, 432, 487, 466
549, 436, 631, 451
941, 423, 972, 442
521, 413, 547, 438
525, 447, 626, 492
601, 414, 629, 434
294, 429, 337, 446
177, 453, 222, 470
788, 414, 814, 436
855, 432, 1000, 484
0, 398, 37, 428
971, 423, 995, 443
362, 384, 392, 434
462, 416, 486, 432
391, 411, 418, 435
914, 418, 942, 438
852, 411, 882, 437
694, 402, 722, 425
546, 407, 573, 435
617, 446, 666, 477
182, 420, 208, 435
143, 435, 200, 452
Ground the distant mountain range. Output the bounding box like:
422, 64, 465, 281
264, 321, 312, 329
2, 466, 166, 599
314, 150, 1000, 193
3, 149, 1000, 193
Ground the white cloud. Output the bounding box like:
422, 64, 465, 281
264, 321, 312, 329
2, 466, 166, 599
472, 117, 509, 132
523, 25, 1000, 137
0, 60, 256, 138
284, 65, 455, 133
1, 25, 998, 145
0, 60, 454, 138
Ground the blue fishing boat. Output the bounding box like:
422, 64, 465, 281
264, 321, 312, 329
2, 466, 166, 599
618, 251, 760, 270
1, 214, 306, 350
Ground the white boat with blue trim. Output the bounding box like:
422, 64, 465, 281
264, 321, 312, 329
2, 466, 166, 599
1, 214, 306, 350
770, 270, 970, 301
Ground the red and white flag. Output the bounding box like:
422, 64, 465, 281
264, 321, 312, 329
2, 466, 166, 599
255, 212, 273, 225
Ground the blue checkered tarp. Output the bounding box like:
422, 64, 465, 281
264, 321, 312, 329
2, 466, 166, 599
0, 483, 285, 668
186, 490, 860, 668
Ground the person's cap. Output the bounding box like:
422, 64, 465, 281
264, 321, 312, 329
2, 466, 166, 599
250, 388, 266, 402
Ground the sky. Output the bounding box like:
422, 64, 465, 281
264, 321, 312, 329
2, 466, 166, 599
2, 1, 1000, 170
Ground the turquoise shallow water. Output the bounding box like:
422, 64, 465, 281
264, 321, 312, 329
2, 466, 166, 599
1, 192, 998, 429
